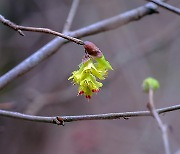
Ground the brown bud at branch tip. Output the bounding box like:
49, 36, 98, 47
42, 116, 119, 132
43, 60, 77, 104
83, 41, 103, 58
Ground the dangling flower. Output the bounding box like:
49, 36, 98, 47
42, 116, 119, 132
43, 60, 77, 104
78, 74, 103, 98
68, 41, 113, 99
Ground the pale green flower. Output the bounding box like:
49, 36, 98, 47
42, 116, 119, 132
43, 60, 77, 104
68, 55, 113, 99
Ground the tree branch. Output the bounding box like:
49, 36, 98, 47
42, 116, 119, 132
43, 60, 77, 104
0, 3, 158, 90
63, 0, 80, 33
145, 0, 180, 15
0, 104, 180, 125
0, 14, 84, 45
147, 89, 170, 154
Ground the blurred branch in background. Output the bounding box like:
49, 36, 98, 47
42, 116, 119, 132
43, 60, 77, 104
24, 86, 76, 115
0, 102, 15, 110
112, 19, 180, 71
0, 2, 158, 90
0, 104, 180, 125
62, 0, 80, 33
145, 0, 180, 15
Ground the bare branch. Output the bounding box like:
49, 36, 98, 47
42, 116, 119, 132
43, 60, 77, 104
147, 89, 171, 154
0, 104, 180, 125
0, 15, 84, 45
145, 0, 180, 15
63, 0, 80, 33
0, 3, 158, 90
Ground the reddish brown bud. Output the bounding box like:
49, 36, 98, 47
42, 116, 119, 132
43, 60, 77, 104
85, 95, 91, 99
96, 89, 100, 92
92, 89, 100, 93
83, 41, 103, 58
78, 91, 84, 95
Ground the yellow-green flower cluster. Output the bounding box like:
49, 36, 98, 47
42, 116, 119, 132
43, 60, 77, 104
68, 55, 113, 99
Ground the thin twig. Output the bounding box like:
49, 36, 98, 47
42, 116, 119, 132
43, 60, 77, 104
63, 0, 80, 33
0, 15, 84, 45
145, 0, 180, 15
147, 89, 171, 154
0, 3, 158, 90
0, 104, 180, 125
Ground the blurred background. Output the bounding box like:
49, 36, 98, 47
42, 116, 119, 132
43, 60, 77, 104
0, 0, 180, 153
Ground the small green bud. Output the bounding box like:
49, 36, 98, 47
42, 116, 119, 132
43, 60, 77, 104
142, 77, 160, 93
